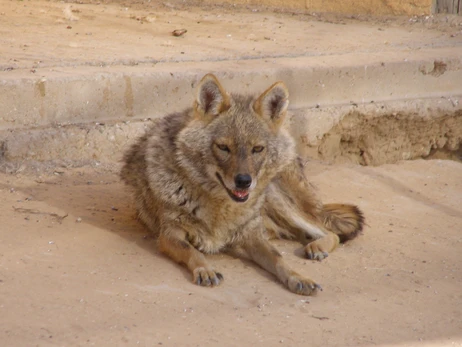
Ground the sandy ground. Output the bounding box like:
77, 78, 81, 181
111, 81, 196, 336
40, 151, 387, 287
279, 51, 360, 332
1, 0, 461, 71
1, 1, 462, 346
0, 159, 461, 346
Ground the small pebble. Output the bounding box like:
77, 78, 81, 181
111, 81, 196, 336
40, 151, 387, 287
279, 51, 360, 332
172, 29, 187, 37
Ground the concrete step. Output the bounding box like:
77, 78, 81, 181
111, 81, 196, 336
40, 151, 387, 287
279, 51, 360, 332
2, 47, 462, 129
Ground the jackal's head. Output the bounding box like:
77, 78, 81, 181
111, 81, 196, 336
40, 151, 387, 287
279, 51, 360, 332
176, 74, 295, 203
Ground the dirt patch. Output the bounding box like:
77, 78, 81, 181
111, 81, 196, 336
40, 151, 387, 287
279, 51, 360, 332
318, 110, 462, 165
419, 60, 448, 77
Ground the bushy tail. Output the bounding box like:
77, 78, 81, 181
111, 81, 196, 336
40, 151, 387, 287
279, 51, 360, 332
321, 204, 365, 242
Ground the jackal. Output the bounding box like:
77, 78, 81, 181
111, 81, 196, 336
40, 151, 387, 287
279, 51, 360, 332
121, 74, 364, 295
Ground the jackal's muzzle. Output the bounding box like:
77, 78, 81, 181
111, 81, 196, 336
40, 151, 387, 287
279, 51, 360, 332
216, 173, 251, 203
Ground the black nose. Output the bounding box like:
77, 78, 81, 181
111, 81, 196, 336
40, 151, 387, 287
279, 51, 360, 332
234, 174, 252, 189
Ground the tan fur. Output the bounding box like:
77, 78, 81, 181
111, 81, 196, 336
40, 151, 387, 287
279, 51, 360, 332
120, 74, 364, 295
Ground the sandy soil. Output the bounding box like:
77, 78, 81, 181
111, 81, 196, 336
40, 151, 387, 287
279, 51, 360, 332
1, 1, 461, 346
1, 0, 461, 70
0, 159, 461, 346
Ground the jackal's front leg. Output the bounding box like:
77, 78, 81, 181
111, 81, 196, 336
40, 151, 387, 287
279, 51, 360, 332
158, 227, 223, 287
238, 234, 321, 296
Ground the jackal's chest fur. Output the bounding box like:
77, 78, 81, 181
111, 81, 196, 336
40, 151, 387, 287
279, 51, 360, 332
174, 188, 265, 254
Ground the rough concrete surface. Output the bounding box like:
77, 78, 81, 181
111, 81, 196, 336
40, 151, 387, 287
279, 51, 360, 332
0, 1, 461, 346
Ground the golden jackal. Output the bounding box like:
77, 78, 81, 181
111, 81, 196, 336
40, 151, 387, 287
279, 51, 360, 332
121, 74, 364, 295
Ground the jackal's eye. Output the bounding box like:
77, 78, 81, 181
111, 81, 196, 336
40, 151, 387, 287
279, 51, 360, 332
216, 144, 230, 152
252, 146, 265, 154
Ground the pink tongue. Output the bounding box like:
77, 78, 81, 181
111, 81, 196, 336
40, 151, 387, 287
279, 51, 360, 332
232, 190, 249, 199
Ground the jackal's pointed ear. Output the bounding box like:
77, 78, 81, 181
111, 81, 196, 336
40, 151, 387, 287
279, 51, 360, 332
253, 82, 289, 130
194, 74, 230, 120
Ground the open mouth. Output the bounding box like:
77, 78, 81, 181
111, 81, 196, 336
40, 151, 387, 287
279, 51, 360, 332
215, 173, 250, 203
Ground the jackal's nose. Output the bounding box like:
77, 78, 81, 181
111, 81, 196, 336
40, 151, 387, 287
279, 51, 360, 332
234, 174, 252, 189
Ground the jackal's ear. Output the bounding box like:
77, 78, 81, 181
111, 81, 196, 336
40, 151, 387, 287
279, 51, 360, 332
253, 82, 289, 130
194, 74, 230, 120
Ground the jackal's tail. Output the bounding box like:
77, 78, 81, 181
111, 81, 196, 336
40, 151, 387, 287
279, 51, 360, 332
321, 204, 365, 242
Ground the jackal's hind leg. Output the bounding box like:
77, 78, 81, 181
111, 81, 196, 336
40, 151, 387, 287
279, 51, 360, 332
304, 232, 340, 261
264, 185, 336, 260
263, 211, 297, 240
305, 203, 365, 260
264, 183, 326, 242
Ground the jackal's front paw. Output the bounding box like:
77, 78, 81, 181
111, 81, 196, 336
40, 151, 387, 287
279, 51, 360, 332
287, 274, 322, 296
192, 267, 224, 287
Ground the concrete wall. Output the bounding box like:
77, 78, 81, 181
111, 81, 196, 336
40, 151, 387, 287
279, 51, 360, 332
198, 0, 434, 15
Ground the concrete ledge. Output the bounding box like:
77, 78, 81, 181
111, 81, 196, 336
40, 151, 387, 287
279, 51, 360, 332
2, 48, 462, 132
1, 95, 461, 168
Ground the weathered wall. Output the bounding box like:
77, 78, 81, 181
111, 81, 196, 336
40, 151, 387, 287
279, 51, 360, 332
306, 0, 433, 15
198, 0, 433, 15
